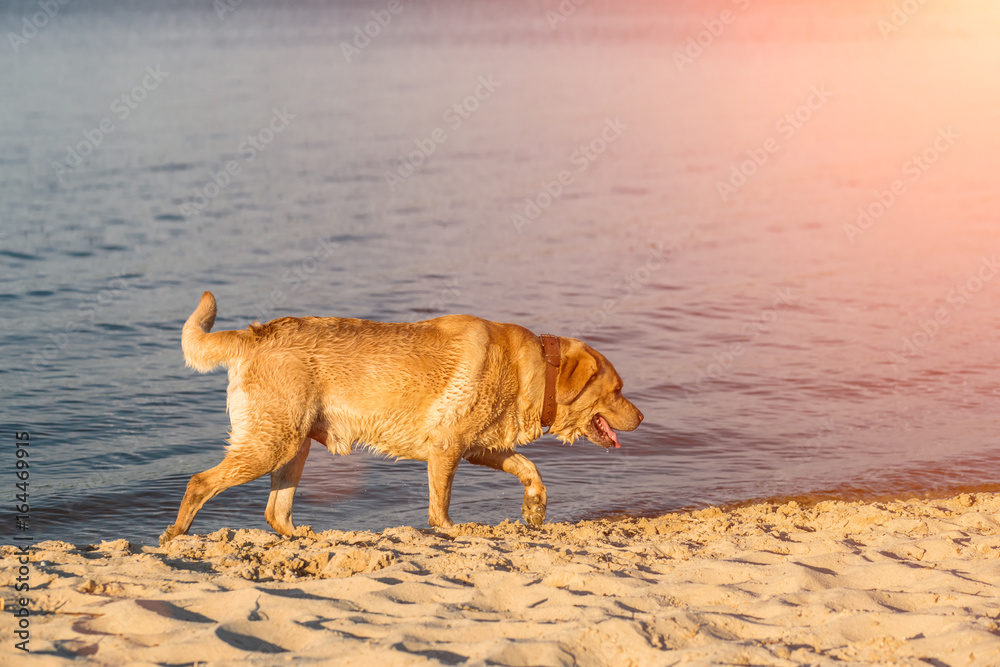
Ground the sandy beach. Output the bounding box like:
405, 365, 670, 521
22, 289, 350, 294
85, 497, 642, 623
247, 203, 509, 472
3, 492, 1000, 666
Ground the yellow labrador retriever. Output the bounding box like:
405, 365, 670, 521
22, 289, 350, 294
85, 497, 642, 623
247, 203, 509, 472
160, 292, 643, 544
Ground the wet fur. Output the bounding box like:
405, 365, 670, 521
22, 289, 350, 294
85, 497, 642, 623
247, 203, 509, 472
160, 292, 642, 544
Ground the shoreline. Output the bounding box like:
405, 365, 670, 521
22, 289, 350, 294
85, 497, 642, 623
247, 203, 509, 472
3, 492, 1000, 665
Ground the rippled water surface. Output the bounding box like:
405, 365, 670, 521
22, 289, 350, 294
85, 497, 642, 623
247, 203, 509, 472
4, 0, 1000, 545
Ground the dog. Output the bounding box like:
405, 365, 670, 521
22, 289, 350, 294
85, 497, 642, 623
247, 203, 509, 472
160, 292, 643, 545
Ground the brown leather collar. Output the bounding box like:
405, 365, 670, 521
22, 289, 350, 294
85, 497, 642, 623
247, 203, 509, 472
539, 334, 560, 428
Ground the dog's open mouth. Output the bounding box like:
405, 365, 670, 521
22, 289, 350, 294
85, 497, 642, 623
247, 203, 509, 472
591, 414, 620, 449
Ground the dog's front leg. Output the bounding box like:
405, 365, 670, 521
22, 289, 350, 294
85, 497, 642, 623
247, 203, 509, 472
426, 443, 462, 528
464, 449, 547, 527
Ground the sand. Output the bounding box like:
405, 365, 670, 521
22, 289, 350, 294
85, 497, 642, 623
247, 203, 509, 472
3, 493, 1000, 666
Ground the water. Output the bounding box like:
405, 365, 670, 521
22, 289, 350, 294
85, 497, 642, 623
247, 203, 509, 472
3, 0, 1000, 546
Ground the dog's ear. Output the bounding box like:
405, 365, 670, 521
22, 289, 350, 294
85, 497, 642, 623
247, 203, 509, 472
556, 340, 598, 405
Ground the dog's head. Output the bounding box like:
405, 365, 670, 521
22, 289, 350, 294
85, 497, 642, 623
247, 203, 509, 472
549, 337, 643, 448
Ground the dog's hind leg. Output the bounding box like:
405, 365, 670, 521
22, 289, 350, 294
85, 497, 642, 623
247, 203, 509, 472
264, 437, 311, 535
159, 426, 308, 545
464, 449, 547, 527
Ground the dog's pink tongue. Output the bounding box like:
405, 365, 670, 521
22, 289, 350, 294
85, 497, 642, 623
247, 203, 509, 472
597, 415, 620, 448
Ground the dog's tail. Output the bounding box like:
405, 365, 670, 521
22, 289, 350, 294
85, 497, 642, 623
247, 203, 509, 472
182, 292, 247, 372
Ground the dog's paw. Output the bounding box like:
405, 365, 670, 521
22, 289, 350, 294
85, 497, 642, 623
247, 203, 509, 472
159, 525, 181, 546
428, 513, 455, 529
521, 493, 546, 527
